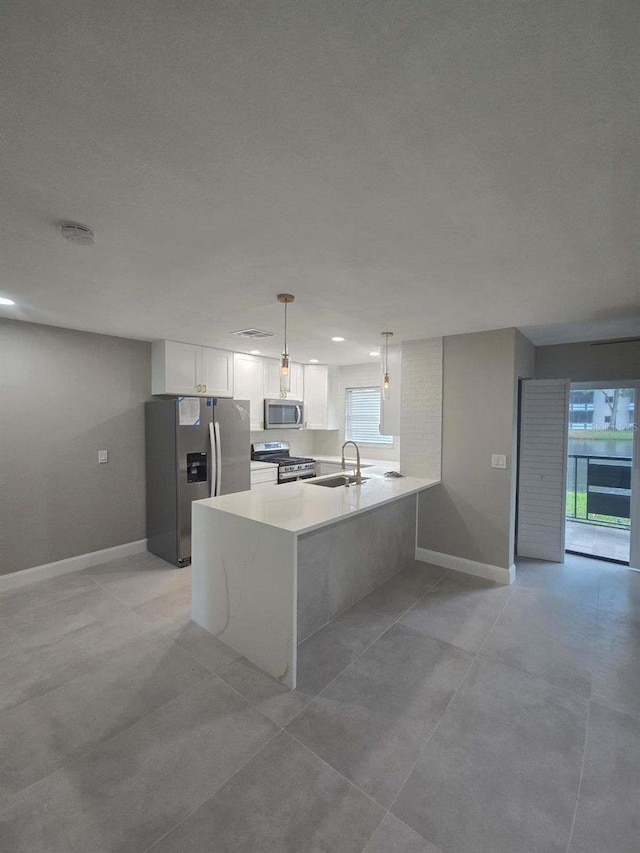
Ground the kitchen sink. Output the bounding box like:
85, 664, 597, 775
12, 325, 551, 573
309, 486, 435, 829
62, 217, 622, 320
308, 475, 369, 488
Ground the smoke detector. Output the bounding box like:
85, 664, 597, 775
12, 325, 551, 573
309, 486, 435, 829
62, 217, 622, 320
59, 223, 96, 245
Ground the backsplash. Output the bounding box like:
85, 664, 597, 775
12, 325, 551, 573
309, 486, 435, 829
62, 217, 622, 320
250, 429, 315, 456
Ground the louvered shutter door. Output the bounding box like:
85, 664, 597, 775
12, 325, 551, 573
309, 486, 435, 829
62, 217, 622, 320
517, 379, 570, 561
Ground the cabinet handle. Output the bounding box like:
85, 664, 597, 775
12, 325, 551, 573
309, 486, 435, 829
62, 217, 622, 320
196, 384, 202, 392
203, 385, 207, 393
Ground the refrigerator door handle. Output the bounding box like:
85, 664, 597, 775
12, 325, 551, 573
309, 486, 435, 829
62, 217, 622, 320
214, 421, 222, 496
209, 422, 216, 498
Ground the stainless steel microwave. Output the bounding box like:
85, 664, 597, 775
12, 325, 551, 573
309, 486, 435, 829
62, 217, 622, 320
264, 399, 304, 429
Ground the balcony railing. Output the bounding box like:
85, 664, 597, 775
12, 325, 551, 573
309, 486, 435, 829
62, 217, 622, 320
566, 454, 632, 529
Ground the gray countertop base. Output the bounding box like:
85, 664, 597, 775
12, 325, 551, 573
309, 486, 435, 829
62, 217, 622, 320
297, 494, 417, 642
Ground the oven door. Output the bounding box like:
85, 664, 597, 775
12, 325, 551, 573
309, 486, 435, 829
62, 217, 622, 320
264, 399, 304, 429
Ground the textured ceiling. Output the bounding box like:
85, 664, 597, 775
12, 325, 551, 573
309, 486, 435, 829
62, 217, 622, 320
1, 0, 639, 363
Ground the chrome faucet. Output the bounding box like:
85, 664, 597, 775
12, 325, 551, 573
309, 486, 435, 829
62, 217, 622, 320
341, 441, 363, 485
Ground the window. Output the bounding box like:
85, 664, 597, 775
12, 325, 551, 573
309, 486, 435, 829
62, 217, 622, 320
344, 386, 393, 446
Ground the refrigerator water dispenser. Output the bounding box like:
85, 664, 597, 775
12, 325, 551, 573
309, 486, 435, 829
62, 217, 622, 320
186, 452, 208, 483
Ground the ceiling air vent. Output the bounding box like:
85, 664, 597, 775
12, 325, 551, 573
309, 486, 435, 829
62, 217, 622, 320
231, 328, 275, 340
59, 223, 96, 245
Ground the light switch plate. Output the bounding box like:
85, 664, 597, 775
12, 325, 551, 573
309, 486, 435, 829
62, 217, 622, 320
98, 450, 108, 464
491, 454, 507, 469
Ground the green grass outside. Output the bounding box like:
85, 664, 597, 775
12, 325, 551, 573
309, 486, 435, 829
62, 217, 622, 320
566, 490, 630, 527
568, 429, 634, 441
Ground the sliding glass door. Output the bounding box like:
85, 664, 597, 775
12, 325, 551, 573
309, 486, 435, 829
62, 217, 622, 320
566, 383, 639, 567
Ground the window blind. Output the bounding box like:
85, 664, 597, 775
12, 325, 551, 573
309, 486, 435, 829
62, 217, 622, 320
344, 387, 393, 446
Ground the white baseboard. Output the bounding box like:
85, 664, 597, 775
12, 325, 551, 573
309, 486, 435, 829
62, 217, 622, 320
0, 539, 148, 592
416, 547, 515, 585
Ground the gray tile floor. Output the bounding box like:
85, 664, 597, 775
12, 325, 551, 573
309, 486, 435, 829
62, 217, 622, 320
0, 550, 638, 852
566, 519, 630, 562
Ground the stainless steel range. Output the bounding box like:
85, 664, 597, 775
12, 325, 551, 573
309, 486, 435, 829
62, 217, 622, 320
251, 441, 316, 483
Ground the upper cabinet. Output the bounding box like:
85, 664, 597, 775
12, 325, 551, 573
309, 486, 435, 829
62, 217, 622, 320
233, 353, 264, 430
303, 364, 338, 430
152, 341, 234, 397
379, 344, 402, 436
263, 358, 303, 400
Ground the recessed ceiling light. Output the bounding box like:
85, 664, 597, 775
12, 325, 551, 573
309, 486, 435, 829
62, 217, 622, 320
369, 351, 379, 357
0, 296, 16, 306
249, 350, 261, 355
331, 336, 345, 342
309, 358, 320, 363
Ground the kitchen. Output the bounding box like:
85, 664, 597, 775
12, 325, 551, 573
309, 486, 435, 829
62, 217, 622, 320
1, 2, 639, 852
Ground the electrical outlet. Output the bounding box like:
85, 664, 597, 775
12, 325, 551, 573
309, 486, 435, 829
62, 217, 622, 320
98, 450, 108, 464
491, 454, 507, 469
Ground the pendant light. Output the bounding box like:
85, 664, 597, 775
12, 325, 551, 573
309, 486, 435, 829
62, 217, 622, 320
381, 331, 393, 400
278, 293, 294, 397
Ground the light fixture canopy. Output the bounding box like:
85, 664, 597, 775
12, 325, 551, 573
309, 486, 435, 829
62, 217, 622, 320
0, 296, 16, 306
381, 332, 393, 398
277, 293, 294, 397
309, 358, 320, 363
331, 336, 345, 342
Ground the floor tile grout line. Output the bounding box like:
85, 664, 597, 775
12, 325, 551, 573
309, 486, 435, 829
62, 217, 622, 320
139, 727, 284, 853
564, 700, 591, 853
384, 652, 479, 837
285, 728, 389, 810
291, 569, 453, 717
0, 571, 101, 620
0, 670, 226, 818
383, 571, 517, 828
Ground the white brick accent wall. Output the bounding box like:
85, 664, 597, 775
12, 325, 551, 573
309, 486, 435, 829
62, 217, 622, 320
400, 338, 443, 479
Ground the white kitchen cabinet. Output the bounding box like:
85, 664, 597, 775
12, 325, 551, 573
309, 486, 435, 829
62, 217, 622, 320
303, 364, 337, 430
201, 347, 234, 397
379, 344, 402, 436
152, 340, 234, 397
233, 353, 264, 430
263, 358, 303, 400
250, 465, 278, 488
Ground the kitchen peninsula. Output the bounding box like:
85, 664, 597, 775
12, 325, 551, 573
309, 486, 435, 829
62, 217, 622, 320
191, 466, 438, 688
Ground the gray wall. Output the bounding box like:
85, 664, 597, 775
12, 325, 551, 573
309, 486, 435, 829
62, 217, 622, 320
0, 319, 151, 574
417, 328, 534, 571
536, 339, 640, 381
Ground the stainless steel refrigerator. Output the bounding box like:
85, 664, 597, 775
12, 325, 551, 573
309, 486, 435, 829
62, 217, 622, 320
145, 397, 251, 566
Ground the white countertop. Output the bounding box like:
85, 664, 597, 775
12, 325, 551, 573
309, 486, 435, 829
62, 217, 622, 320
195, 465, 439, 535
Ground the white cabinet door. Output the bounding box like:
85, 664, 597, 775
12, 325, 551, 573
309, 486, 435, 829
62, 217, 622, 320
152, 340, 201, 395
263, 359, 303, 400
250, 467, 278, 486
234, 353, 264, 430
517, 379, 570, 561
304, 364, 329, 429
379, 344, 402, 436
263, 359, 281, 399
289, 363, 304, 400
201, 347, 233, 398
